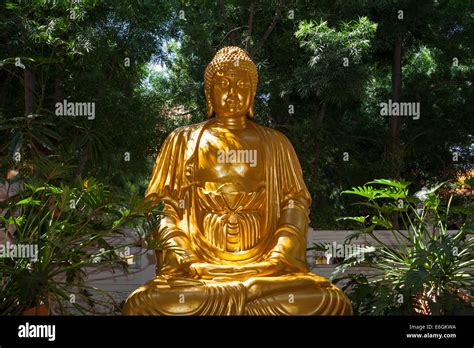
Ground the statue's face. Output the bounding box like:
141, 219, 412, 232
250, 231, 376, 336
211, 67, 253, 117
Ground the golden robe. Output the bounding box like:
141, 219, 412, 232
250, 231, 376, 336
122, 119, 352, 315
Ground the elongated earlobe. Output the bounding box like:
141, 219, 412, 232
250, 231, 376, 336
207, 100, 214, 117
248, 104, 255, 118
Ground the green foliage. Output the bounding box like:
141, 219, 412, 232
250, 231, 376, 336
0, 161, 166, 315
0, 1, 472, 226
333, 179, 474, 315
0, 0, 175, 192
294, 17, 377, 101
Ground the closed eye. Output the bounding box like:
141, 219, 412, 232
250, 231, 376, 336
218, 78, 229, 88
237, 80, 249, 89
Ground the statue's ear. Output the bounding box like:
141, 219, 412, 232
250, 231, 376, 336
248, 87, 256, 118
205, 90, 214, 117
248, 103, 255, 118
207, 99, 214, 117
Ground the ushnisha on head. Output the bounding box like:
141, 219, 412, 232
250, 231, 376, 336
204, 46, 258, 118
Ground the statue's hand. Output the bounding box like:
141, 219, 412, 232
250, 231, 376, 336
233, 260, 285, 277
188, 262, 257, 279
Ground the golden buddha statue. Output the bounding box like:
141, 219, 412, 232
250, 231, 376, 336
122, 46, 352, 315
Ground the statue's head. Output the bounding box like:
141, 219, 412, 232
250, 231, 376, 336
204, 46, 258, 118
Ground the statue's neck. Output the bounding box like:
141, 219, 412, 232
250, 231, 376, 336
215, 114, 248, 130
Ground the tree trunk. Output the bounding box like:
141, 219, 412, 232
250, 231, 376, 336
311, 102, 327, 185
54, 49, 65, 103
0, 72, 12, 107
390, 36, 402, 178
390, 36, 403, 228
24, 68, 36, 116
249, 2, 283, 58
76, 149, 89, 177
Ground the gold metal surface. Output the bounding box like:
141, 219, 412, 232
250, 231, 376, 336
123, 47, 352, 315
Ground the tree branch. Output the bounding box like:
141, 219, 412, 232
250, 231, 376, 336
249, 1, 284, 58
217, 26, 247, 48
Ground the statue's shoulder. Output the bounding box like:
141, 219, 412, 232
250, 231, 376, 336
251, 122, 292, 145
167, 121, 208, 140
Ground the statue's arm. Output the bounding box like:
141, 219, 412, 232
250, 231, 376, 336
153, 200, 198, 275
268, 196, 309, 272
238, 130, 311, 275
267, 132, 311, 272
146, 127, 201, 275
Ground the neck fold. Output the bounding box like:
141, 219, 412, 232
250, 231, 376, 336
215, 115, 248, 129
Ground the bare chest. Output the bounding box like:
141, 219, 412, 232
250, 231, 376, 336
195, 126, 265, 192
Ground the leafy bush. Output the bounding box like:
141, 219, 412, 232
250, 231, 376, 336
0, 159, 166, 315
333, 179, 473, 315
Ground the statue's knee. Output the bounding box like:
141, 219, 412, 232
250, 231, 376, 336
122, 280, 208, 315
305, 284, 352, 315
122, 283, 161, 315
273, 287, 350, 315
251, 278, 352, 316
